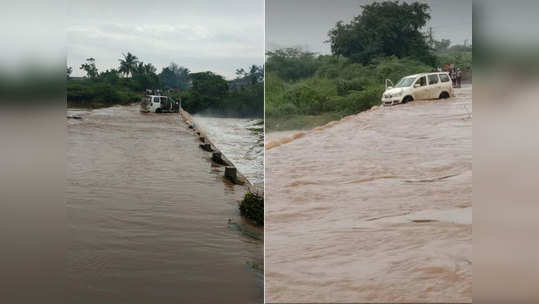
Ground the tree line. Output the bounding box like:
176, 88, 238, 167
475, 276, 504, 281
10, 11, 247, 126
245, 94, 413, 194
67, 52, 263, 117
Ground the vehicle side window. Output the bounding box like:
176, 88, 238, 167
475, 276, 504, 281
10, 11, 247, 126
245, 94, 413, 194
428, 74, 439, 85
416, 76, 426, 87
439, 74, 450, 82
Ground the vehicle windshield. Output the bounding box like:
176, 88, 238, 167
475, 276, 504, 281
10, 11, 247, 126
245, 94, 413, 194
395, 77, 416, 88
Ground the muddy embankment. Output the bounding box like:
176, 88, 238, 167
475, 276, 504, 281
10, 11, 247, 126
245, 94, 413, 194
265, 85, 472, 303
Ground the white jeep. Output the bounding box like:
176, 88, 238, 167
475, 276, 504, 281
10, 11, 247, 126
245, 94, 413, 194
140, 95, 180, 113
381, 72, 454, 106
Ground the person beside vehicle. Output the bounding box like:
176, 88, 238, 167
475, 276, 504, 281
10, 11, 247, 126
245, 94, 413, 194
450, 68, 457, 88
456, 68, 462, 88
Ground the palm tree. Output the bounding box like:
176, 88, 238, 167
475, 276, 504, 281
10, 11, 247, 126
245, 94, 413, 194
118, 52, 139, 77
135, 62, 145, 75
143, 63, 157, 75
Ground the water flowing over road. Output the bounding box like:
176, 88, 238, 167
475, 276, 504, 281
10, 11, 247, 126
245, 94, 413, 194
265, 85, 472, 302
67, 105, 262, 303
192, 116, 264, 187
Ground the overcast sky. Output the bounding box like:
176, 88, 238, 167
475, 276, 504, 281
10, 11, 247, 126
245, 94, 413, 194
68, 0, 264, 79
266, 0, 472, 54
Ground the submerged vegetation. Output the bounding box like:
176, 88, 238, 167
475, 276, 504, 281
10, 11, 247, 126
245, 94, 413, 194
67, 53, 263, 117
266, 0, 472, 131
239, 192, 264, 226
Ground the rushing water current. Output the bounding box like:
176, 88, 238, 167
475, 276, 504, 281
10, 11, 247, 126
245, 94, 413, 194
266, 85, 472, 303
67, 104, 262, 303
192, 115, 264, 187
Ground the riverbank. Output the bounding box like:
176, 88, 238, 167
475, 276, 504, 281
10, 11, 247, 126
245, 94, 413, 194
265, 112, 343, 132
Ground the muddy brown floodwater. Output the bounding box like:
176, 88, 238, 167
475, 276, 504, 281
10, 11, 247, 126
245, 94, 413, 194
266, 85, 472, 302
67, 105, 262, 303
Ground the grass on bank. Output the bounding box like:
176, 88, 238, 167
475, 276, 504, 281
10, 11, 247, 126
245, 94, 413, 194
265, 112, 343, 132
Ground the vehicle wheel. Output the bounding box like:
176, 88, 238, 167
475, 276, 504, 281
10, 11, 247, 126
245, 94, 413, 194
439, 92, 450, 99
155, 108, 162, 113
402, 96, 412, 104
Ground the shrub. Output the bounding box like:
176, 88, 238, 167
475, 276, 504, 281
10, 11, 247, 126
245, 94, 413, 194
239, 192, 263, 226
275, 102, 299, 116
336, 85, 383, 114
335, 78, 369, 96
282, 78, 337, 115
266, 48, 321, 81
370, 56, 431, 84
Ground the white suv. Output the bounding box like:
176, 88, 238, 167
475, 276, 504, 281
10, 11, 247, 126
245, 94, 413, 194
381, 72, 454, 106
140, 95, 180, 113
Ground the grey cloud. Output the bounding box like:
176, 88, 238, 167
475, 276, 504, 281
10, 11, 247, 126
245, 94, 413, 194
68, 0, 264, 79
266, 0, 472, 54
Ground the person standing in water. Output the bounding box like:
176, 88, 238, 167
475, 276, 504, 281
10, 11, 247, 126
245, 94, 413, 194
450, 68, 457, 88
456, 68, 462, 88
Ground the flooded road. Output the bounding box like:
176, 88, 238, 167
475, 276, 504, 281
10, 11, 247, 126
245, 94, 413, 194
67, 105, 262, 303
265, 85, 472, 302
192, 116, 264, 187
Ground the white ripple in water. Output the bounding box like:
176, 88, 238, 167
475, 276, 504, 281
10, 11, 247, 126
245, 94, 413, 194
192, 115, 264, 185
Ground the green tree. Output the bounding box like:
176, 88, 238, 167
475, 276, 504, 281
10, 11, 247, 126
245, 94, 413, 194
182, 71, 228, 113
118, 52, 139, 78
235, 68, 247, 78
131, 62, 159, 90
266, 48, 320, 81
80, 58, 98, 79
98, 68, 121, 85
448, 43, 472, 52
327, 1, 435, 65
159, 63, 191, 90
142, 63, 157, 75
232, 65, 264, 86
248, 65, 264, 84
433, 38, 451, 52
